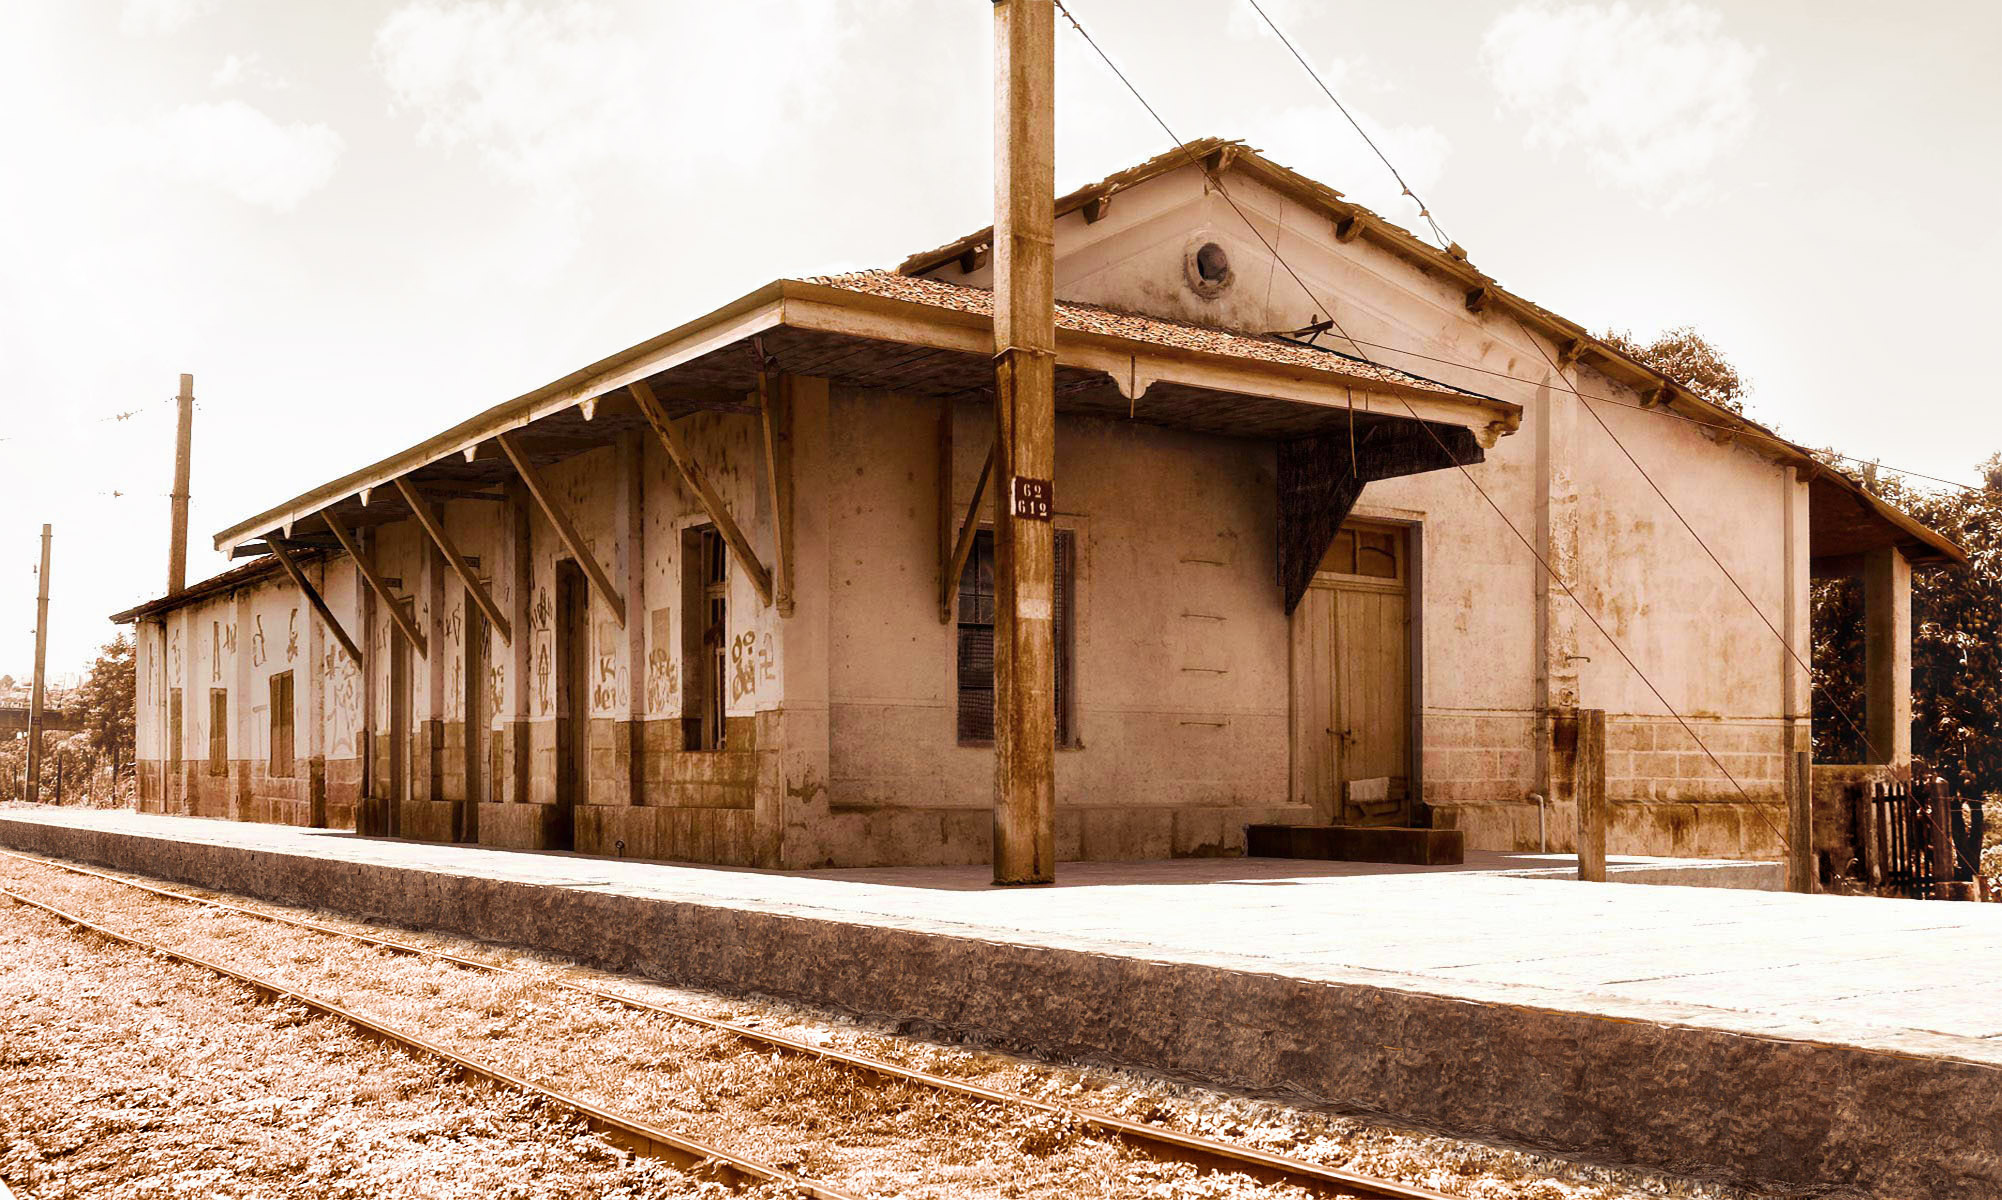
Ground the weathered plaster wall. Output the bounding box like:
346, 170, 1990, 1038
933, 164, 1805, 857
811, 386, 1309, 867
132, 558, 362, 830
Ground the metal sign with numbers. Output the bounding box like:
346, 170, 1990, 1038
1010, 476, 1053, 521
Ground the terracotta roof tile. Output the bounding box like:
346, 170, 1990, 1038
799, 270, 1480, 399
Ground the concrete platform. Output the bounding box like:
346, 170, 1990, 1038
2, 806, 1996, 1198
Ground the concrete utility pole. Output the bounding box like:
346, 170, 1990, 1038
990, 0, 1058, 885
168, 372, 194, 595
25, 523, 50, 803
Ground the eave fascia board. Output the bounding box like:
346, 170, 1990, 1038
213, 283, 789, 554
778, 280, 1522, 440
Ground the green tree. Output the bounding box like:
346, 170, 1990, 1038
73, 634, 135, 782
1602, 325, 1749, 414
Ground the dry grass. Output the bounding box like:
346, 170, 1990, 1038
0, 856, 1776, 1199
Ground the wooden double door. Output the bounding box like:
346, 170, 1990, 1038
1291, 520, 1413, 826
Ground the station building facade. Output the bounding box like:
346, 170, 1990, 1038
114, 141, 1961, 868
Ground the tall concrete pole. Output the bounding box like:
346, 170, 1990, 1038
168, 373, 193, 595
25, 524, 50, 803
991, 0, 1057, 885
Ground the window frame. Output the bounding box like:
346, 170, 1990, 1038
268, 670, 295, 779
954, 525, 1078, 749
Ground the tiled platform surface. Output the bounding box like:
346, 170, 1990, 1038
3, 807, 1996, 1198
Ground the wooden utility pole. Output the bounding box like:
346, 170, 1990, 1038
990, 0, 1058, 886
168, 373, 194, 595
1787, 750, 1815, 894
1575, 709, 1606, 882
25, 524, 50, 803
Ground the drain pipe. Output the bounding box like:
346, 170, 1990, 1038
1528, 792, 1548, 853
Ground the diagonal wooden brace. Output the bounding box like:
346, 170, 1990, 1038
393, 478, 512, 645
628, 379, 774, 607
495, 430, 627, 628
267, 537, 362, 666
322, 510, 427, 656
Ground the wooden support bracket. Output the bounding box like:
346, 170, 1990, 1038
1333, 213, 1364, 244
393, 478, 512, 645
628, 379, 774, 607
1081, 194, 1111, 224
1555, 338, 1588, 371
267, 538, 362, 666
495, 430, 628, 627
322, 510, 427, 656
1464, 285, 1493, 313
939, 442, 996, 623
756, 370, 796, 617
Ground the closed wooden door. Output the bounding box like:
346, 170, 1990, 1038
1291, 522, 1412, 825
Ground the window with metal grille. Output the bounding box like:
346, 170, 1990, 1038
208, 688, 229, 775
268, 671, 295, 778
957, 528, 1075, 746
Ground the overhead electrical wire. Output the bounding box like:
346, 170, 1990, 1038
1052, 0, 1789, 846
1232, 0, 1966, 802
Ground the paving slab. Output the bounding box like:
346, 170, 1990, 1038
1, 805, 1996, 1198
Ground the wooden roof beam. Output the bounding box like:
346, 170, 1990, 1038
322, 510, 427, 656
267, 537, 362, 667
627, 379, 774, 607
392, 478, 512, 645
495, 430, 627, 627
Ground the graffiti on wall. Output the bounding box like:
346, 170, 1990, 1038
591, 620, 624, 713
488, 662, 505, 726
168, 627, 181, 686
535, 641, 552, 715
250, 615, 267, 668
324, 643, 361, 758
286, 608, 299, 662
726, 631, 774, 703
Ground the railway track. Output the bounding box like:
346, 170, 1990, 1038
0, 847, 1456, 1200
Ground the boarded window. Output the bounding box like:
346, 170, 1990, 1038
957, 528, 1075, 746
681, 525, 728, 750
268, 671, 295, 778
168, 689, 183, 774
208, 688, 229, 775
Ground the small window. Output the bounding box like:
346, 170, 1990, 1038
268, 671, 295, 778
208, 688, 229, 776
681, 525, 728, 750
1317, 521, 1403, 581
169, 689, 183, 774
957, 529, 1076, 746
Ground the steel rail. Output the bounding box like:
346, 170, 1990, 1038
0, 880, 860, 1200
0, 848, 1455, 1200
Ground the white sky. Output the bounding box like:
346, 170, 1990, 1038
2, 0, 1997, 682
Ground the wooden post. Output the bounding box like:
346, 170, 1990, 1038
1786, 750, 1816, 893
1575, 708, 1606, 882
991, 0, 1057, 886
1929, 779, 1954, 900
1851, 779, 1882, 887
169, 374, 193, 595
25, 524, 50, 803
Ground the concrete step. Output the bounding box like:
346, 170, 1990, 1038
1245, 823, 1465, 866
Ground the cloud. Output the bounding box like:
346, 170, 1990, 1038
211, 52, 288, 91
374, 1, 849, 187
127, 100, 344, 211
1480, 2, 1760, 197
1224, 0, 1310, 41
118, 0, 220, 36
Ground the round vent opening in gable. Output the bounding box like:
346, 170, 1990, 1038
1183, 236, 1234, 299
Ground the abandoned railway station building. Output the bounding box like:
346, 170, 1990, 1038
113, 141, 1963, 870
